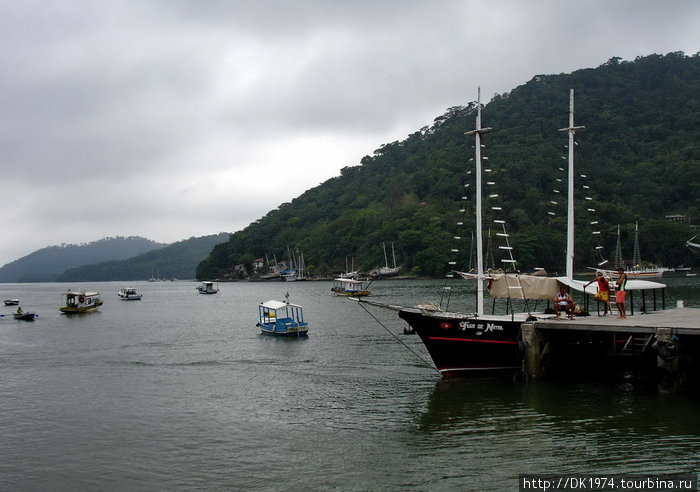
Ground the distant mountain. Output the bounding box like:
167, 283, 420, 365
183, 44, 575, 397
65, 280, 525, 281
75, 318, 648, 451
0, 236, 168, 283
57, 233, 230, 282
197, 52, 700, 280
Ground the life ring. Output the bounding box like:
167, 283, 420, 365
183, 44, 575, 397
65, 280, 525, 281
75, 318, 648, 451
79, 296, 85, 303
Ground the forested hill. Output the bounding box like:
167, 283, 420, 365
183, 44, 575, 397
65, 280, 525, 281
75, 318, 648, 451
57, 233, 230, 282
197, 52, 700, 280
0, 237, 167, 283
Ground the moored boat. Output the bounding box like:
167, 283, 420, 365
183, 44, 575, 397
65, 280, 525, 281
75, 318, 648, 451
197, 281, 219, 294
360, 89, 666, 377
60, 291, 103, 314
4, 299, 19, 306
370, 242, 401, 278
118, 287, 143, 300
331, 277, 371, 296
256, 298, 309, 336
598, 223, 674, 278
388, 89, 529, 375
596, 266, 673, 279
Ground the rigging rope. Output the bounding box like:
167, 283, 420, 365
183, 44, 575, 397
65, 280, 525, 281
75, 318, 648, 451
357, 302, 440, 374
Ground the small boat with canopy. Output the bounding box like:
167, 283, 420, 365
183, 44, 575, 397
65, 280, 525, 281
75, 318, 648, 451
256, 296, 309, 336
118, 288, 142, 300
60, 291, 103, 314
197, 281, 219, 294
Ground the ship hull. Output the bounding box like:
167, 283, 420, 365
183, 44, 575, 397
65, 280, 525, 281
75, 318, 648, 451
398, 309, 525, 377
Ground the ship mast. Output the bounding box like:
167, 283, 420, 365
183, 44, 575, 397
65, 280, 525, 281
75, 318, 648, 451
632, 221, 641, 266
465, 88, 493, 316
558, 89, 585, 280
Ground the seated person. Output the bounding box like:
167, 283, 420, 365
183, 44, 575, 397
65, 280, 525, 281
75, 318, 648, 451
553, 286, 576, 319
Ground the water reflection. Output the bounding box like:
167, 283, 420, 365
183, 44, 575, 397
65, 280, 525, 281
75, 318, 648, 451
414, 377, 700, 476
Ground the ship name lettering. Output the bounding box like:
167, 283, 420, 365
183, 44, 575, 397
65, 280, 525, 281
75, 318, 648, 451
457, 321, 504, 332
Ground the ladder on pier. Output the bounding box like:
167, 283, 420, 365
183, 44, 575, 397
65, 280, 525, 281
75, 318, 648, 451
620, 334, 654, 356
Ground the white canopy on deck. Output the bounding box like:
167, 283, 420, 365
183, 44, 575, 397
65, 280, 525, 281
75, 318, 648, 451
457, 272, 667, 300
260, 300, 302, 310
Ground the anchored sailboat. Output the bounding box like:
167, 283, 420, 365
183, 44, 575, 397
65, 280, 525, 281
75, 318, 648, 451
360, 88, 534, 376
596, 222, 674, 278
370, 242, 401, 277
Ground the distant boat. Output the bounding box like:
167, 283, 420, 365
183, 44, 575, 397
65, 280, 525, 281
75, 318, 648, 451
282, 247, 307, 281
196, 281, 219, 294
370, 242, 401, 277
0, 309, 37, 321
14, 310, 37, 321
4, 299, 19, 306
256, 297, 309, 336
331, 277, 371, 296
60, 291, 103, 314
687, 234, 700, 251
338, 256, 359, 279
118, 288, 142, 300
601, 223, 674, 278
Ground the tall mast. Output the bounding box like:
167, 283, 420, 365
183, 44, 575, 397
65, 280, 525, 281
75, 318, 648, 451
614, 225, 624, 268
465, 88, 493, 316
558, 89, 585, 280
632, 221, 641, 265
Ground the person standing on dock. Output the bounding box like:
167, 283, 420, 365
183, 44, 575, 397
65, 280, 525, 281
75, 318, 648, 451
585, 273, 611, 316
615, 267, 628, 319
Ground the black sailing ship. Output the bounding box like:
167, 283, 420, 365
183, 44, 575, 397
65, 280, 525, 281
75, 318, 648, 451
359, 89, 659, 377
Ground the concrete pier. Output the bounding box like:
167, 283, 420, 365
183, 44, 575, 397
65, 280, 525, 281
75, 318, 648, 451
521, 308, 700, 392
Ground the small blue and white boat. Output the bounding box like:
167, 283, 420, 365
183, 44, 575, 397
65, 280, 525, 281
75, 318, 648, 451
256, 298, 309, 336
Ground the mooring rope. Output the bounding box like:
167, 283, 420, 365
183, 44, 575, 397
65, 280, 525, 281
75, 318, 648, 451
357, 301, 441, 374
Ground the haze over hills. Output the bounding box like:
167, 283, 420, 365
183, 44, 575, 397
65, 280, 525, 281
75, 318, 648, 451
57, 233, 230, 282
0, 233, 230, 283
0, 236, 167, 283
197, 52, 700, 280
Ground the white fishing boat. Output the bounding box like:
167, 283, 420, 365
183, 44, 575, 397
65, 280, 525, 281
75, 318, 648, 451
331, 277, 371, 296
118, 287, 143, 300
60, 291, 103, 314
196, 281, 219, 294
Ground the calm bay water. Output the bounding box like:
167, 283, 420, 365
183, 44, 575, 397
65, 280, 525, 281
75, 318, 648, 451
1, 276, 699, 491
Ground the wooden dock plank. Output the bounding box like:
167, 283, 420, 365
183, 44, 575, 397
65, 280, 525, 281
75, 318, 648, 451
534, 308, 700, 335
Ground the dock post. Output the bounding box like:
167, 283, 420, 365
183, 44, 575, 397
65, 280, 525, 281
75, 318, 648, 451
522, 322, 546, 379
655, 327, 683, 392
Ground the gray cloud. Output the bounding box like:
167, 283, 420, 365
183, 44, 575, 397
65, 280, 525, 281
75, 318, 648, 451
0, 0, 698, 265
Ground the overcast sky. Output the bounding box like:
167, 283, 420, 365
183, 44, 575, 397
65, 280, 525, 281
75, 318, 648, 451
0, 0, 698, 266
